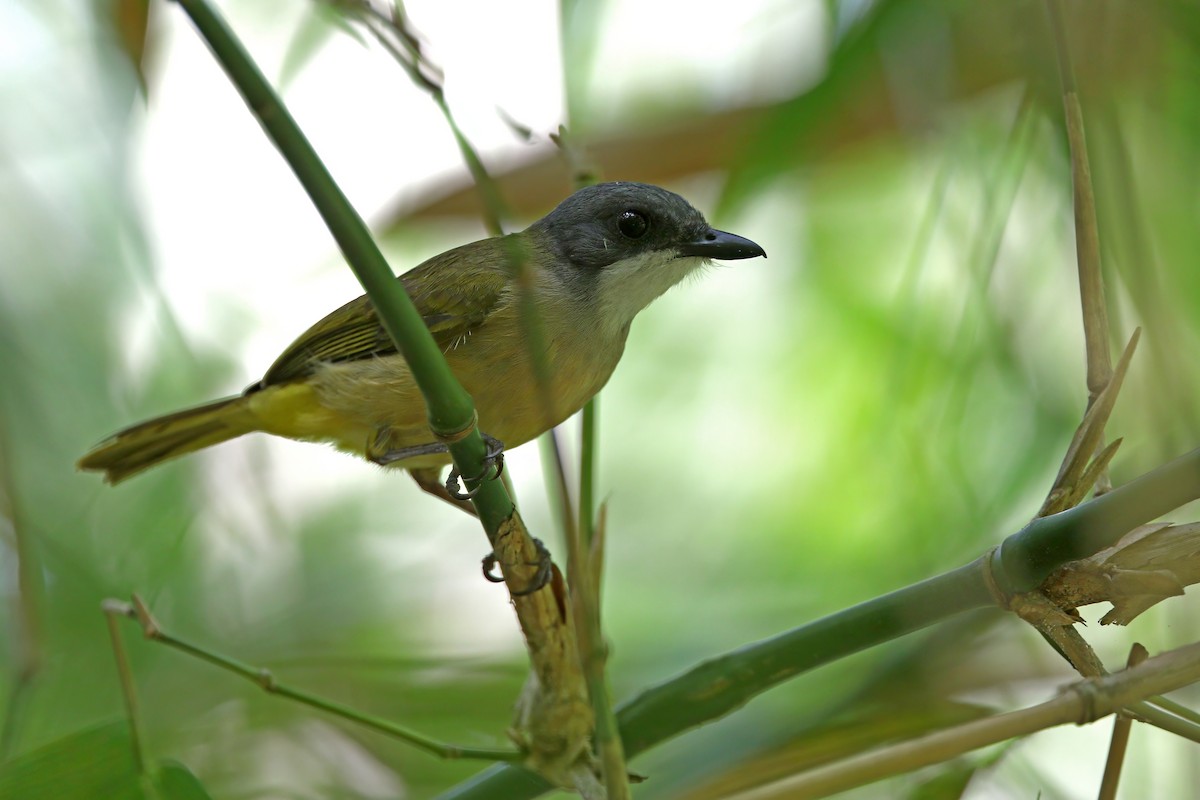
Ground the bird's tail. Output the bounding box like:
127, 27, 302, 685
77, 396, 259, 484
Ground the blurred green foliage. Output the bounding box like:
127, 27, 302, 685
2, 1, 1199, 798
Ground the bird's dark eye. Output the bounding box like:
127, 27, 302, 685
617, 210, 649, 239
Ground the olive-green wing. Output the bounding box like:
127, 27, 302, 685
257, 239, 511, 387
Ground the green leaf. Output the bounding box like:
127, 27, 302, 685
0, 722, 212, 800
155, 760, 213, 800
905, 761, 978, 800
279, 3, 365, 91
0, 721, 141, 800
904, 743, 1013, 800
718, 0, 910, 216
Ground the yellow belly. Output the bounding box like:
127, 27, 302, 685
247, 310, 626, 469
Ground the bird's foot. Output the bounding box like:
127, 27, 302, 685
445, 434, 505, 500
482, 537, 553, 596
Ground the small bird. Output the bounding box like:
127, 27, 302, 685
78, 182, 765, 503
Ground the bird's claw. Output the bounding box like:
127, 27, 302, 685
481, 538, 553, 596
445, 434, 505, 500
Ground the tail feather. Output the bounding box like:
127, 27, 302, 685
78, 396, 258, 484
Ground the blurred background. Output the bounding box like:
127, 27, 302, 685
2, 0, 1199, 797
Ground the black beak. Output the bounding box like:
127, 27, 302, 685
678, 229, 766, 260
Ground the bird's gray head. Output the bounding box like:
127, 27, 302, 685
528, 182, 765, 335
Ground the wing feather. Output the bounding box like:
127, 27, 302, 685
257, 237, 512, 388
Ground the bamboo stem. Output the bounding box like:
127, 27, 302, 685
725, 639, 1200, 800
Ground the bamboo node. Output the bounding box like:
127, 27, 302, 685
432, 410, 479, 444
1067, 678, 1103, 725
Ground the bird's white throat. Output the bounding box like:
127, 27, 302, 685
591, 252, 706, 338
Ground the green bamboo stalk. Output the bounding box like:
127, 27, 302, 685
649, 451, 1200, 712
995, 446, 1200, 592
441, 445, 1200, 798
617, 560, 995, 754
172, 0, 513, 532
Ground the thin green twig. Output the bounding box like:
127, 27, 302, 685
0, 423, 42, 762
349, 1, 506, 236
1126, 701, 1200, 744
943, 89, 1036, 389
1147, 694, 1200, 726
553, 129, 627, 798
111, 596, 523, 763
102, 602, 148, 778
578, 398, 597, 549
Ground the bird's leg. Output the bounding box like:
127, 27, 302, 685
367, 428, 505, 491
367, 428, 476, 514
368, 427, 504, 515
482, 537, 554, 596
366, 427, 449, 466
